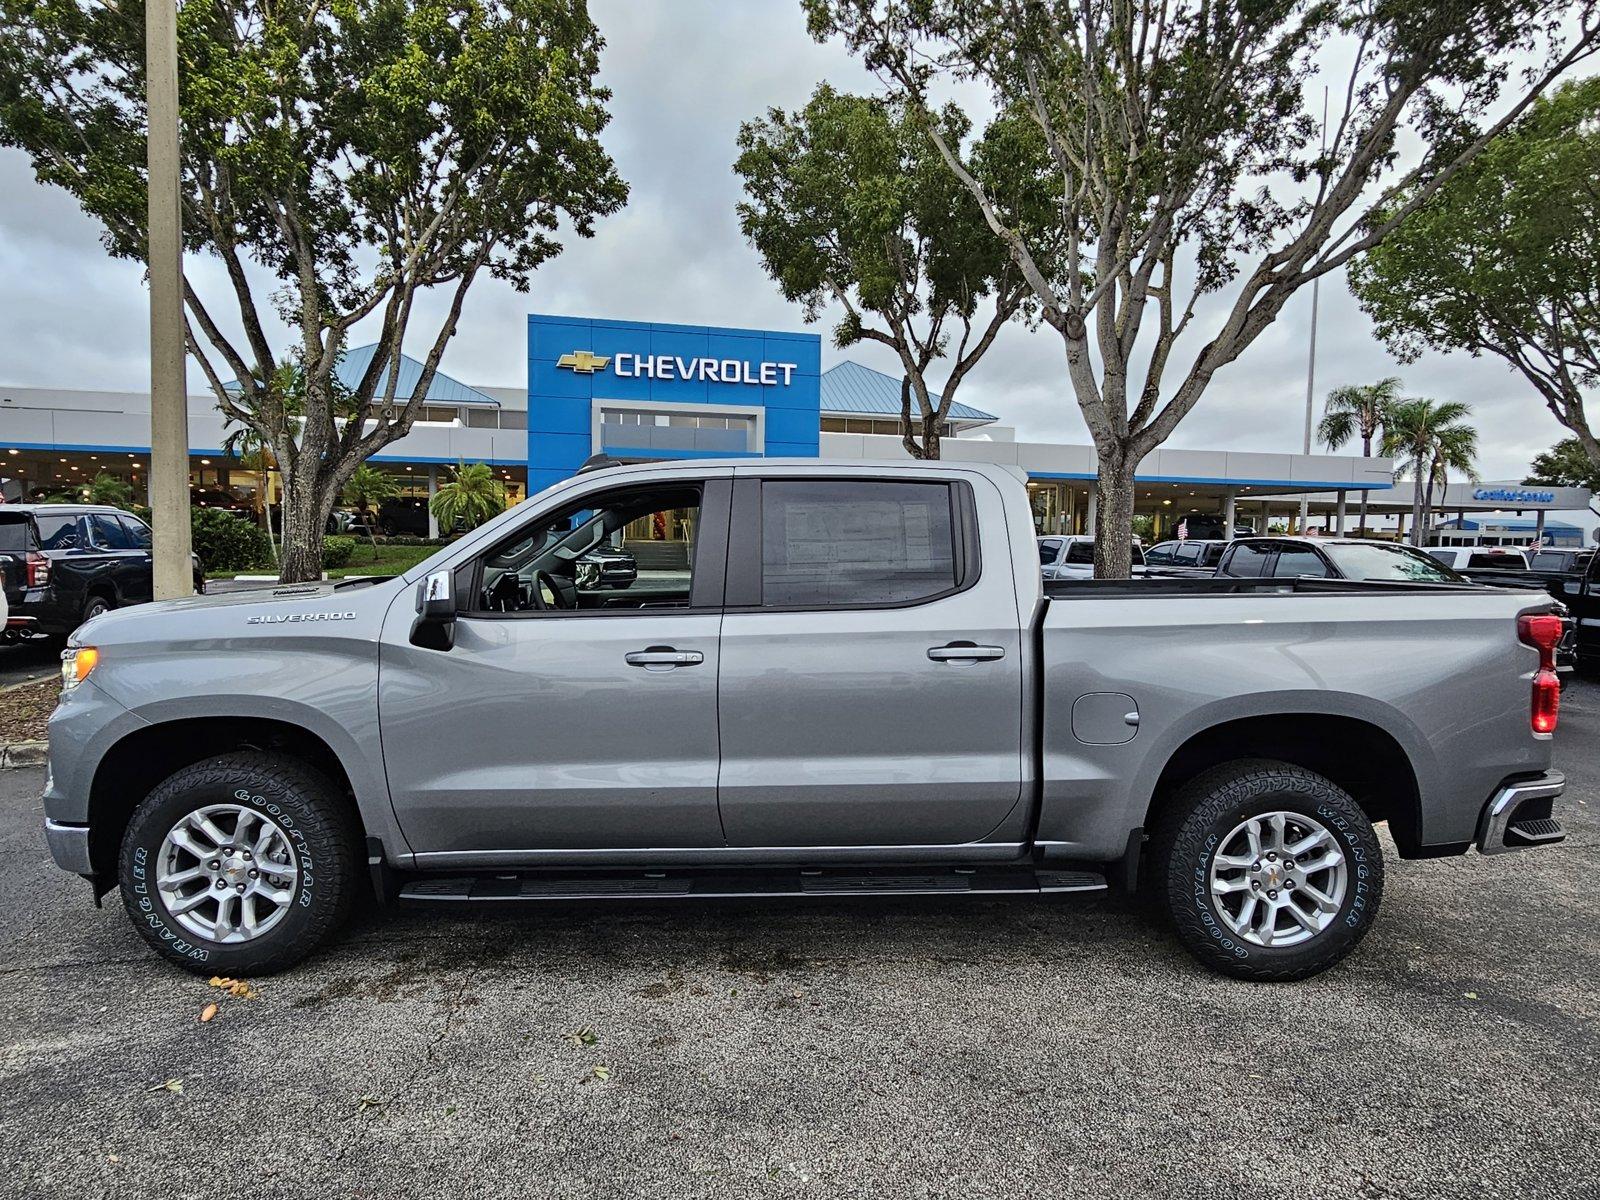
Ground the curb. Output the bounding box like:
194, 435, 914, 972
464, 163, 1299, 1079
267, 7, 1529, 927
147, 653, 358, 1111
0, 741, 47, 770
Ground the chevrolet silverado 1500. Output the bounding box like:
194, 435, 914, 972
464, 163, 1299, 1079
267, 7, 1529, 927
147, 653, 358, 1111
42, 459, 1569, 981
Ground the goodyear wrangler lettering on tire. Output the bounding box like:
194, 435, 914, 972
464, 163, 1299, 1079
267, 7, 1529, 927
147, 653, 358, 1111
119, 752, 358, 976
1150, 759, 1385, 982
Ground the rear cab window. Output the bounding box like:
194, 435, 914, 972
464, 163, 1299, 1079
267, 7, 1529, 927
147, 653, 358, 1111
1037, 539, 1062, 565
1220, 542, 1273, 577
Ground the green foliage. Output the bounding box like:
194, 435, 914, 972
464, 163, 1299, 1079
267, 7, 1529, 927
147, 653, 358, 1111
44, 472, 138, 509
1526, 439, 1600, 492
342, 465, 400, 513
0, 0, 628, 581
734, 85, 1051, 456
804, 0, 1593, 576
1351, 77, 1600, 469
190, 507, 274, 573
1318, 379, 1406, 457
429, 462, 505, 532
1381, 399, 1479, 544
321, 536, 357, 569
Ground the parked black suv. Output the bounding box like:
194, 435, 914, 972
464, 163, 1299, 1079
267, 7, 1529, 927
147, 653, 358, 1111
0, 505, 204, 641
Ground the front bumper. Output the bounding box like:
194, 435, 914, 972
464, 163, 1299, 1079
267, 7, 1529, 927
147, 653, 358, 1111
1477, 771, 1567, 855
45, 818, 93, 875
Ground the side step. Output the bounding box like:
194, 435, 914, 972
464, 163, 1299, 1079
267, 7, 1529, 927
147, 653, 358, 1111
398, 866, 1108, 904
1505, 817, 1566, 848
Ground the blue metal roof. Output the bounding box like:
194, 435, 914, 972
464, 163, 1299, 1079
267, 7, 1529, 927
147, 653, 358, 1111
225, 344, 499, 407
820, 360, 996, 423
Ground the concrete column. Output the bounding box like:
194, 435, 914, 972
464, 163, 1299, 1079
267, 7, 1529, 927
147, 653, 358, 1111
1224, 492, 1237, 538
426, 465, 439, 538
1085, 489, 1098, 538
1335, 491, 1347, 535
146, 0, 192, 599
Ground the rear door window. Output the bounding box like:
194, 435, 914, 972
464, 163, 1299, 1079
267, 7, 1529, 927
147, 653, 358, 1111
759, 479, 959, 607
1037, 539, 1062, 565
1063, 540, 1095, 565
1144, 542, 1177, 565
118, 515, 153, 549
1174, 543, 1201, 565
91, 513, 136, 549
1272, 547, 1331, 578
1220, 542, 1273, 577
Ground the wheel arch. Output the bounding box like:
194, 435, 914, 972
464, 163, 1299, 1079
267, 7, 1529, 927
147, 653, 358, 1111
1142, 712, 1424, 856
86, 716, 367, 877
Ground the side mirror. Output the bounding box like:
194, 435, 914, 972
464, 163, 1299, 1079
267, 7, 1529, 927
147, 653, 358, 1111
411, 569, 456, 650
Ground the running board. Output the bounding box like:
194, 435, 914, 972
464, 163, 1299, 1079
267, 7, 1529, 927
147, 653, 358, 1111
398, 866, 1108, 904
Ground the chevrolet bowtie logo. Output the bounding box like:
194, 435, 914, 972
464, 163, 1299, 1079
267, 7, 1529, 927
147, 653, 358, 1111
557, 350, 611, 374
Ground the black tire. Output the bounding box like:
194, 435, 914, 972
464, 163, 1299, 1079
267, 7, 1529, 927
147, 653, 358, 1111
81, 594, 113, 625
118, 752, 360, 975
1149, 759, 1384, 982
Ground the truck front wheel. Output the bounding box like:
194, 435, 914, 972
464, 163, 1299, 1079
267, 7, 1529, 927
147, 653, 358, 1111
1150, 759, 1384, 981
117, 752, 360, 975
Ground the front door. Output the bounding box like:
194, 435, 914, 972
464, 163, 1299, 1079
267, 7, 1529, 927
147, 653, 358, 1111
716, 471, 1026, 848
378, 476, 731, 859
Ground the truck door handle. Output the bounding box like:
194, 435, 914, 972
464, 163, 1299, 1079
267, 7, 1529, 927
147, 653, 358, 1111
625, 647, 704, 669
927, 643, 1005, 663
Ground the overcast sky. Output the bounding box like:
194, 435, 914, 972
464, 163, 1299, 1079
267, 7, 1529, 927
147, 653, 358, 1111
0, 0, 1586, 483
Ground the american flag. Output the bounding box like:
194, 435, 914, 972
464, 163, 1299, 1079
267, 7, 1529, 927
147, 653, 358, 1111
1177, 519, 1188, 540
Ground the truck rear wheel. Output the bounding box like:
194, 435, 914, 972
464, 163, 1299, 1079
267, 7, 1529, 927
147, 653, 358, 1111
118, 752, 359, 975
1150, 759, 1384, 981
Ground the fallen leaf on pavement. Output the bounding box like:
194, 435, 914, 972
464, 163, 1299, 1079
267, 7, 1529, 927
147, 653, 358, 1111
148, 1079, 183, 1095
588, 1065, 611, 1082
200, 1003, 219, 1023
208, 976, 258, 1000
569, 1025, 599, 1047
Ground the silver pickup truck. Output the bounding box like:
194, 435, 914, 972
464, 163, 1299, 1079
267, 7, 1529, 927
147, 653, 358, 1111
42, 460, 1569, 981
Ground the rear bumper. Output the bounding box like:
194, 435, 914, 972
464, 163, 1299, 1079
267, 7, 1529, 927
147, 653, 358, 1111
1477, 771, 1567, 855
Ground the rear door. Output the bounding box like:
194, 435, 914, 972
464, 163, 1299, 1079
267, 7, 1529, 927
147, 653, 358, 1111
89, 513, 152, 603
1576, 553, 1600, 659
715, 470, 1025, 848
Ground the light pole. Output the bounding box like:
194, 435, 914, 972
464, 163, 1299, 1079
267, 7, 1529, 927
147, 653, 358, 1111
1298, 87, 1329, 536
146, 0, 193, 599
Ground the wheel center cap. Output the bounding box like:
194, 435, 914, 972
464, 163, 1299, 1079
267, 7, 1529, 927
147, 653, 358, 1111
221, 855, 249, 883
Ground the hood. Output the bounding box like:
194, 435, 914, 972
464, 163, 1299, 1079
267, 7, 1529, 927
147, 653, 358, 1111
72, 577, 407, 646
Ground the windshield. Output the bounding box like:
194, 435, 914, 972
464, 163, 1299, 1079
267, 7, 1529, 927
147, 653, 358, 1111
1321, 542, 1464, 582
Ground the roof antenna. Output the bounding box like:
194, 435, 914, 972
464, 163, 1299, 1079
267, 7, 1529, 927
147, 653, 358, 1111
576, 453, 623, 474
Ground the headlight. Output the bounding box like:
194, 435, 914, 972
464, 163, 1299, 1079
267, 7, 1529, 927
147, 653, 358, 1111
60, 646, 99, 690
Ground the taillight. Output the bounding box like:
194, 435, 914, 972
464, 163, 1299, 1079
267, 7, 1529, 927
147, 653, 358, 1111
1518, 612, 1563, 734
24, 551, 48, 588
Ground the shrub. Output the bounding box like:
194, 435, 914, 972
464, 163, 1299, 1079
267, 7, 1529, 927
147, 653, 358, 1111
190, 507, 273, 573
321, 536, 357, 568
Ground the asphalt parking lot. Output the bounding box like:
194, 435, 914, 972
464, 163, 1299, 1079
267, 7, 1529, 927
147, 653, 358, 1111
1, 689, 1596, 1198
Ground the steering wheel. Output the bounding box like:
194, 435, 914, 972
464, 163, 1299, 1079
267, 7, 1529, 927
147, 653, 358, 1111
530, 570, 571, 611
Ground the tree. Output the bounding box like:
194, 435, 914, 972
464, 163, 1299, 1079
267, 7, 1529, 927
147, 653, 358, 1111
1351, 77, 1600, 476
806, 0, 1599, 576
429, 462, 504, 532
1526, 438, 1600, 492
51, 472, 136, 509
0, 0, 628, 582
342, 464, 400, 554
1318, 378, 1404, 535
1381, 399, 1478, 546
735, 85, 1053, 458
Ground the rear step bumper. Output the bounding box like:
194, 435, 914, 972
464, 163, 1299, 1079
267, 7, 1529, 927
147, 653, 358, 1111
399, 866, 1108, 904
1477, 772, 1567, 855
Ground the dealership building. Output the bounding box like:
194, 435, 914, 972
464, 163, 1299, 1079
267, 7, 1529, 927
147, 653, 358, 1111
1, 312, 1591, 544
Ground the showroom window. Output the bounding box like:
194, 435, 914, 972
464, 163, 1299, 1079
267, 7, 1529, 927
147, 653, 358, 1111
758, 479, 959, 607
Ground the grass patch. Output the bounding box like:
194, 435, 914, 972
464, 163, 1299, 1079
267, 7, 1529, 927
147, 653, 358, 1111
205, 541, 446, 581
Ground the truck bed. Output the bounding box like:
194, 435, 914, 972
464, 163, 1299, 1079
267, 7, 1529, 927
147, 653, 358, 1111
1043, 575, 1484, 598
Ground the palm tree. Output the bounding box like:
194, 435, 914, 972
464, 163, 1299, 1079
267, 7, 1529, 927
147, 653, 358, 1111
1381, 399, 1478, 547
1318, 377, 1403, 536
221, 420, 279, 565
341, 465, 399, 554
429, 462, 506, 534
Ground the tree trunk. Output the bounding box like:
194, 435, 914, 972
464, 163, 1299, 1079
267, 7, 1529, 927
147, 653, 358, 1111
277, 462, 340, 583
1092, 444, 1136, 579
1410, 469, 1426, 547
921, 412, 941, 461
